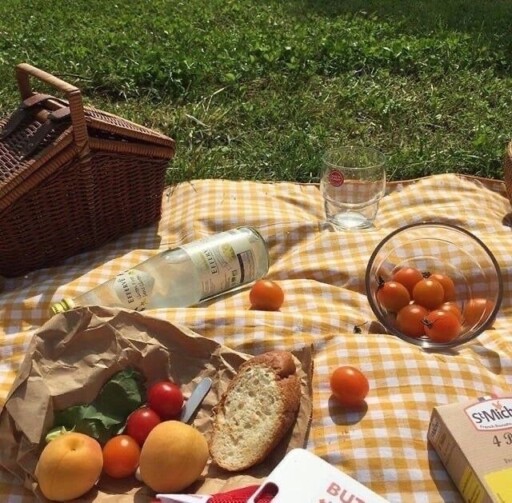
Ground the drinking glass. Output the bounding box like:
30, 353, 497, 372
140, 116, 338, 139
320, 146, 387, 230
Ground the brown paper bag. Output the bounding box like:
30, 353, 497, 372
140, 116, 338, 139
0, 306, 313, 502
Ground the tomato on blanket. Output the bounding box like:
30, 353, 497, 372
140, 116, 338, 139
329, 366, 369, 408
249, 279, 284, 311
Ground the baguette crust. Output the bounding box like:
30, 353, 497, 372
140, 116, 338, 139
209, 351, 301, 471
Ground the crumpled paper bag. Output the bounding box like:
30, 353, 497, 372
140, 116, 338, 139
0, 306, 313, 502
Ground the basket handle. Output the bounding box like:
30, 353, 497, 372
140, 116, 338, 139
15, 63, 90, 159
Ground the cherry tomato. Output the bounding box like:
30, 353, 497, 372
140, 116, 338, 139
125, 406, 161, 446
376, 280, 411, 313
391, 267, 424, 295
329, 366, 369, 408
439, 301, 463, 322
423, 310, 461, 343
396, 304, 429, 338
249, 279, 284, 311
147, 381, 184, 420
430, 273, 456, 302
102, 435, 140, 478
463, 298, 494, 326
412, 278, 445, 310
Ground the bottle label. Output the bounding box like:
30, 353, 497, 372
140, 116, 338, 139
113, 269, 155, 311
182, 231, 257, 301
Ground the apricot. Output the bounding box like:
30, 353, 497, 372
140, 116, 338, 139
139, 420, 209, 493
35, 432, 103, 501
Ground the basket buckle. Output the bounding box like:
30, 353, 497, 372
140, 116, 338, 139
0, 93, 56, 140
20, 106, 71, 159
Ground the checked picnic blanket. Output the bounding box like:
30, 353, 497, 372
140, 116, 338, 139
0, 173, 511, 502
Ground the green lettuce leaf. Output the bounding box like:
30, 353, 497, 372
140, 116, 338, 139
94, 368, 146, 421
50, 368, 145, 444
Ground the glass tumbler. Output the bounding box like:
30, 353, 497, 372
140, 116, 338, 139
320, 146, 387, 230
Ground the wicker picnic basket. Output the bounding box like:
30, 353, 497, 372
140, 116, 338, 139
504, 141, 512, 203
0, 63, 175, 277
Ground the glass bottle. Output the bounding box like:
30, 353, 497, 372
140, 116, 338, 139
50, 227, 269, 315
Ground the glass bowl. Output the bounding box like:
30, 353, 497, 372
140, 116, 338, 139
365, 222, 503, 349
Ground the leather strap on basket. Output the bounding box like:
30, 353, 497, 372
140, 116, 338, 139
0, 93, 54, 139
20, 106, 71, 159
15, 63, 90, 160
13, 63, 97, 240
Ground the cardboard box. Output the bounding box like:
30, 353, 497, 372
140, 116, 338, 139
428, 395, 512, 503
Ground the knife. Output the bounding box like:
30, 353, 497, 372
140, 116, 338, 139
180, 377, 213, 424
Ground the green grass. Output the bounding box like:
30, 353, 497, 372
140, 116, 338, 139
1, 0, 512, 184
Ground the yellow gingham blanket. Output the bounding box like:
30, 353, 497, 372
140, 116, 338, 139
0, 173, 511, 502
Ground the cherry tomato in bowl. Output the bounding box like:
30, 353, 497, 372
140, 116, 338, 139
412, 278, 445, 310
391, 266, 424, 295
366, 223, 503, 349
396, 304, 429, 339
249, 279, 284, 311
147, 381, 184, 420
430, 273, 456, 302
376, 280, 410, 313
439, 301, 463, 322
423, 310, 462, 343
463, 298, 495, 327
329, 366, 369, 408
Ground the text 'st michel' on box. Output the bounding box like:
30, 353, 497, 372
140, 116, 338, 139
428, 395, 512, 503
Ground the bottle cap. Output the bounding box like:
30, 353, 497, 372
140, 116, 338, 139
49, 298, 76, 316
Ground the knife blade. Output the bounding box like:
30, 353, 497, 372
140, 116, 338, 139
180, 377, 213, 424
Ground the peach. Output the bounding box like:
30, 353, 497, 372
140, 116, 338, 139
139, 420, 209, 493
35, 432, 103, 501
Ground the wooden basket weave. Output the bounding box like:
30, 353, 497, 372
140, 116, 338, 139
0, 63, 175, 277
504, 141, 512, 203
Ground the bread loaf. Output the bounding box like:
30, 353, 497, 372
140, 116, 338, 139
209, 350, 301, 471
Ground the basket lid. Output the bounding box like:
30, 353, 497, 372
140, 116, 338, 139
0, 110, 76, 212
0, 101, 175, 213
84, 106, 175, 152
